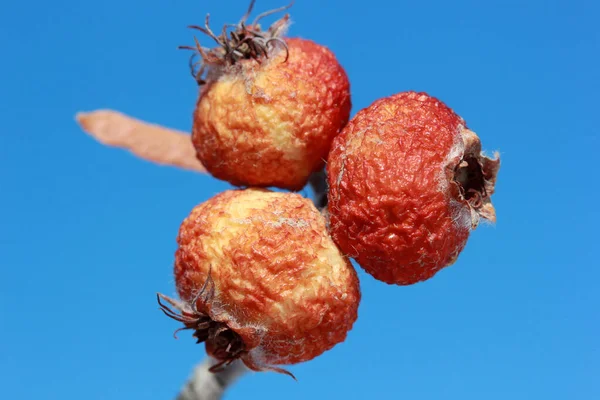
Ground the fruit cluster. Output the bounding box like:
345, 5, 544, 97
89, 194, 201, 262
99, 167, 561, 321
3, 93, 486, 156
158, 1, 500, 378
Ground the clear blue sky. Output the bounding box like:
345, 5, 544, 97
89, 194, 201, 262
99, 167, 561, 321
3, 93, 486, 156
1, 0, 598, 399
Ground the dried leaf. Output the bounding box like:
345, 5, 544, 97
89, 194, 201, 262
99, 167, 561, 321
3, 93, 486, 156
75, 110, 206, 174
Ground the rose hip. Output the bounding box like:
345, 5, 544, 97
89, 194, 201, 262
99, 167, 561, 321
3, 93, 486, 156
184, 2, 351, 190
158, 189, 360, 376
327, 91, 500, 285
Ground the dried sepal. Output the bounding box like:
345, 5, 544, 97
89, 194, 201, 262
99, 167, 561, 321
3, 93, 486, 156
157, 270, 259, 375
180, 0, 293, 85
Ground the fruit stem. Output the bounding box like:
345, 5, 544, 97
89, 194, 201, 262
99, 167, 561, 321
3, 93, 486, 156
308, 169, 328, 209
176, 357, 247, 400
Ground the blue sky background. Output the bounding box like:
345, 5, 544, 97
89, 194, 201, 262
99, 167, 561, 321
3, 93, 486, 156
1, 0, 598, 399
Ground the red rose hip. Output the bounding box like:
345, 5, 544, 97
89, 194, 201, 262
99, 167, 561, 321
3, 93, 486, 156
327, 91, 500, 285
158, 189, 360, 376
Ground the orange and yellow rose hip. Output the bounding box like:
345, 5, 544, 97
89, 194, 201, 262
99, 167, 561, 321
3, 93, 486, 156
158, 189, 360, 376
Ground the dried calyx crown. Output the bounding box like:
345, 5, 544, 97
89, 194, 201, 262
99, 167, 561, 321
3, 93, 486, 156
157, 271, 245, 373
157, 269, 295, 378
180, 0, 293, 85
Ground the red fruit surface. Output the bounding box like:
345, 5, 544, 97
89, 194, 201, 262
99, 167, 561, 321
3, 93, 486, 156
165, 189, 360, 373
327, 91, 500, 285
192, 37, 351, 190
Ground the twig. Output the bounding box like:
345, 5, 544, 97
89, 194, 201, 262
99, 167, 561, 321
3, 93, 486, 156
176, 358, 248, 400
75, 110, 207, 173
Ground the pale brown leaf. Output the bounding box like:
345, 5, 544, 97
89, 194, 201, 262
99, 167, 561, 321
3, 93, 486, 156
75, 110, 206, 174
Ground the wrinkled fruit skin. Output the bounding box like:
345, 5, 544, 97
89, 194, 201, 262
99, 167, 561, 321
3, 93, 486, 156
327, 91, 500, 285
192, 38, 351, 190
175, 189, 360, 369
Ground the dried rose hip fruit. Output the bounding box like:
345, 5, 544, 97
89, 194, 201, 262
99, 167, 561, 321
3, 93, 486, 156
182, 1, 351, 190
158, 188, 360, 377
327, 91, 500, 285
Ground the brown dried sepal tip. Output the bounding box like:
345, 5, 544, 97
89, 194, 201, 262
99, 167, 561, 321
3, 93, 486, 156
157, 272, 249, 375
157, 291, 296, 379
180, 0, 294, 85
157, 282, 296, 378
452, 128, 500, 227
